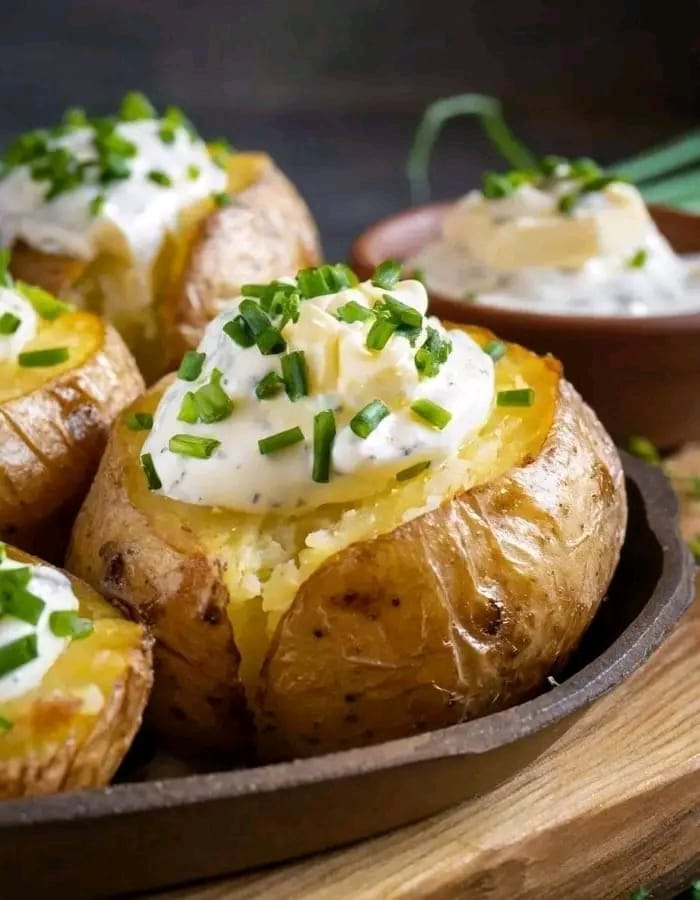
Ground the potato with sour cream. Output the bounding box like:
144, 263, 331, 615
0, 543, 152, 798
0, 256, 144, 559
67, 262, 626, 759
2, 93, 321, 381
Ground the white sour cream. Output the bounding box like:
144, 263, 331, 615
0, 118, 226, 300
0, 286, 38, 362
143, 278, 495, 512
0, 555, 79, 702
410, 179, 700, 317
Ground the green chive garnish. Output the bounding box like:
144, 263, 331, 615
119, 91, 156, 121
626, 435, 660, 464
140, 453, 161, 490
336, 300, 374, 324
223, 315, 255, 348
377, 294, 423, 330
177, 350, 206, 381
177, 392, 198, 424
187, 164, 201, 180
482, 171, 515, 199
212, 191, 232, 207
366, 318, 397, 351
396, 460, 432, 481
169, 434, 221, 459
281, 351, 309, 401
496, 388, 535, 407
255, 371, 285, 400
239, 299, 271, 336
0, 312, 21, 335
16, 282, 71, 320
558, 193, 576, 215
628, 248, 648, 268
483, 339, 507, 361
258, 426, 305, 455
4, 588, 45, 626
193, 380, 233, 424
256, 326, 287, 355
410, 398, 452, 430
89, 193, 106, 216
148, 170, 173, 187
350, 400, 390, 439
49, 610, 93, 640
0, 716, 13, 733
312, 410, 336, 483
18, 347, 69, 367
371, 260, 402, 290
0, 634, 37, 678
414, 327, 452, 377
126, 412, 153, 431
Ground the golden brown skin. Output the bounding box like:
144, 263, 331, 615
0, 546, 152, 798
0, 311, 144, 561
68, 330, 626, 759
9, 153, 321, 379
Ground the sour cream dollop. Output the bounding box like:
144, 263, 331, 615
0, 286, 38, 362
143, 276, 495, 512
0, 553, 79, 702
410, 167, 700, 317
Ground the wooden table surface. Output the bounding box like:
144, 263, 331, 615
154, 456, 700, 900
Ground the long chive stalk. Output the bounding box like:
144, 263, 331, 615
613, 130, 700, 185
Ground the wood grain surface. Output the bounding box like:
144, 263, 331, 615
152, 453, 700, 900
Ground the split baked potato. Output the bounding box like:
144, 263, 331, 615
67, 324, 626, 760
0, 545, 152, 799
0, 288, 143, 559
9, 151, 321, 380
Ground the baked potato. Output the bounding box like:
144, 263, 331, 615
67, 272, 626, 759
2, 96, 321, 381
0, 278, 144, 560
0, 544, 152, 798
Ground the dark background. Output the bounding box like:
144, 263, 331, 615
2, 0, 700, 258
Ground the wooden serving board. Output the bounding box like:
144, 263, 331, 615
153, 458, 700, 900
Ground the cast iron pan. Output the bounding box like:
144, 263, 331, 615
0, 454, 693, 899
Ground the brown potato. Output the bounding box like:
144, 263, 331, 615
67, 328, 626, 759
9, 153, 321, 381
0, 545, 152, 799
0, 308, 144, 560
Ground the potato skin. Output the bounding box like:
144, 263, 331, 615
0, 321, 143, 561
0, 547, 152, 799
162, 154, 321, 367
259, 381, 626, 758
67, 412, 252, 757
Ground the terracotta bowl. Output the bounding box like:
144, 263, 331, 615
351, 202, 700, 449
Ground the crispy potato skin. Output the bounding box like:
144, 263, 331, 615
259, 381, 626, 757
67, 415, 252, 757
162, 154, 321, 367
0, 321, 143, 561
68, 342, 626, 760
0, 547, 152, 798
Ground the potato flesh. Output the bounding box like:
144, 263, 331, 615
0, 548, 152, 797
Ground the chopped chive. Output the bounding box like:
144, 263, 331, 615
16, 282, 71, 319
378, 293, 423, 329
626, 435, 660, 464
187, 164, 201, 180
627, 248, 648, 268
126, 412, 153, 431
281, 351, 309, 401
212, 191, 232, 207
177, 392, 198, 424
210, 138, 234, 169
558, 193, 576, 215
223, 315, 255, 348
350, 400, 390, 439
0, 716, 12, 733
140, 453, 161, 490
193, 381, 233, 423
177, 350, 206, 381
0, 543, 5, 562
497, 388, 535, 407
371, 260, 402, 290
410, 267, 426, 285
366, 318, 397, 351
0, 634, 37, 678
336, 300, 375, 324
4, 588, 45, 626
49, 610, 94, 640
119, 91, 156, 121
483, 339, 507, 361
297, 266, 332, 298
312, 409, 336, 483
256, 325, 287, 355
255, 371, 285, 400
482, 171, 515, 199
410, 398, 452, 430
414, 326, 452, 377
17, 347, 69, 367
90, 193, 106, 216
169, 434, 221, 459
258, 426, 305, 455
0, 312, 21, 335
147, 169, 173, 187
396, 460, 431, 481
239, 299, 271, 337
